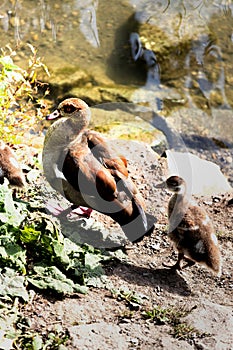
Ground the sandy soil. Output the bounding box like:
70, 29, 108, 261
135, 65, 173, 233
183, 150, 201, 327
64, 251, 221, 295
20, 140, 233, 349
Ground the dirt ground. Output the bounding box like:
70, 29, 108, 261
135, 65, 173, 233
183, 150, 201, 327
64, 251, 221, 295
21, 140, 233, 350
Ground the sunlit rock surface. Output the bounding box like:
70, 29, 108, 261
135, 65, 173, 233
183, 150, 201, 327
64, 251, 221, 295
165, 150, 232, 195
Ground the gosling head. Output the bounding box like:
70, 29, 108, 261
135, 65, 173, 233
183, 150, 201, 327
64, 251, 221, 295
166, 176, 186, 193
156, 175, 186, 194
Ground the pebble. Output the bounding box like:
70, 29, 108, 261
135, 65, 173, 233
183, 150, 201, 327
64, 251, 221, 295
150, 243, 160, 250
9, 17, 17, 27
212, 196, 221, 202
149, 262, 157, 268
45, 22, 52, 30
71, 11, 78, 17
203, 200, 212, 205
32, 33, 39, 41
119, 318, 131, 323
130, 337, 139, 345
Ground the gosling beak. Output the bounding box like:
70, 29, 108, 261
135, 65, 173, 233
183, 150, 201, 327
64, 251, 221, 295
155, 181, 166, 189
46, 109, 60, 120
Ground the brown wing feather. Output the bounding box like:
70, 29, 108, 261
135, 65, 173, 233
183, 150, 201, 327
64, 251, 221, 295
63, 138, 118, 201
62, 129, 149, 239
85, 130, 129, 177
96, 169, 117, 201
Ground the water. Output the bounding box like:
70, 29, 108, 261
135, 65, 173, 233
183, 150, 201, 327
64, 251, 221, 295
0, 0, 233, 148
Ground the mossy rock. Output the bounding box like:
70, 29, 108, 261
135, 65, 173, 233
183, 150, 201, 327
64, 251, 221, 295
90, 106, 165, 145
70, 85, 136, 105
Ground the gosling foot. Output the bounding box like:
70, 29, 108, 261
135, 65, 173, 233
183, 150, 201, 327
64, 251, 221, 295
163, 252, 195, 271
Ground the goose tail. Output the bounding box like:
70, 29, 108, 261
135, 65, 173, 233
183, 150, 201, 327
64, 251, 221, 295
119, 197, 156, 243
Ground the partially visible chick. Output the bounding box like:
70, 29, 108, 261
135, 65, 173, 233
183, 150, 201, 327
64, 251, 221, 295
0, 140, 25, 187
156, 175, 222, 276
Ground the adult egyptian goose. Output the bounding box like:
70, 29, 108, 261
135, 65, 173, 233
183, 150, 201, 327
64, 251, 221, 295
0, 140, 25, 187
42, 98, 154, 243
156, 176, 222, 276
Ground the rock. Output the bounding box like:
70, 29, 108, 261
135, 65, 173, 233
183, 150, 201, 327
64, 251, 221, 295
158, 334, 193, 350
47, 66, 90, 97
119, 322, 194, 350
70, 85, 134, 105
167, 107, 233, 146
91, 104, 165, 145
164, 150, 232, 195
69, 322, 129, 350
182, 299, 233, 349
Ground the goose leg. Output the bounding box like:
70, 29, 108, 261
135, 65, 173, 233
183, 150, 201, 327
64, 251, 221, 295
68, 205, 92, 218
45, 200, 92, 218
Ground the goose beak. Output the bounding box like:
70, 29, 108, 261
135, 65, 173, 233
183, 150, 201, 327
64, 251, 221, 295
46, 109, 60, 120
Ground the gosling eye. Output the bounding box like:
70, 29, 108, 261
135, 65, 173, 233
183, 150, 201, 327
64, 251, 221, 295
167, 180, 176, 187
62, 104, 77, 114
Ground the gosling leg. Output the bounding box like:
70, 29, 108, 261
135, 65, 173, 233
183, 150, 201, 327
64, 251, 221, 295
163, 252, 184, 270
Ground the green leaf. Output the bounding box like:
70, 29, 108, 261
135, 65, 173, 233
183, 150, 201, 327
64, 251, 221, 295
0, 235, 26, 274
32, 334, 43, 350
0, 299, 18, 350
0, 268, 28, 301
28, 265, 87, 295
84, 251, 103, 269
20, 226, 41, 243
63, 238, 84, 256
0, 56, 20, 71
0, 181, 27, 227
52, 240, 70, 265
0, 335, 14, 350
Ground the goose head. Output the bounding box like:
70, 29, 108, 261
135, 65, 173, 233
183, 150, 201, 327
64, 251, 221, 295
45, 98, 92, 148
46, 98, 91, 130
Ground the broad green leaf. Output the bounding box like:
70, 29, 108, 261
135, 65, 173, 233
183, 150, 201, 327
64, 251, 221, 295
73, 284, 88, 294
32, 334, 43, 350
20, 226, 41, 243
63, 238, 84, 255
0, 181, 27, 227
0, 334, 14, 350
0, 304, 18, 350
52, 240, 70, 265
0, 236, 26, 274
28, 265, 79, 294
0, 268, 28, 301
84, 251, 103, 268
28, 265, 88, 295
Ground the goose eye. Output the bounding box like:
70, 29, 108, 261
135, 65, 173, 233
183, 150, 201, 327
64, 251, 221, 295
63, 104, 76, 113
